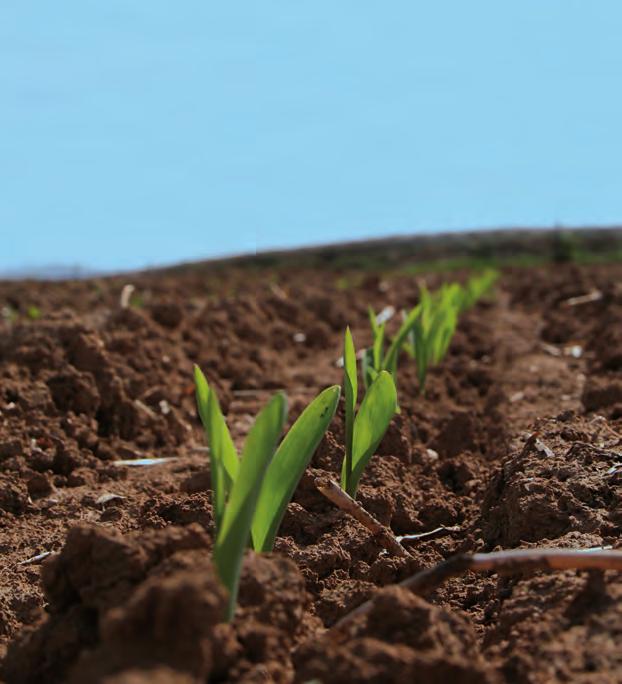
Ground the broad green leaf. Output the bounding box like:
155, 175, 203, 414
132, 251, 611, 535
345, 371, 397, 497
342, 328, 357, 495
214, 392, 287, 620
252, 385, 341, 552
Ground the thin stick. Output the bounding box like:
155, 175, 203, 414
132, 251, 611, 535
330, 547, 622, 634
315, 477, 409, 558
18, 551, 53, 567
397, 525, 461, 543
565, 290, 602, 307
119, 283, 135, 309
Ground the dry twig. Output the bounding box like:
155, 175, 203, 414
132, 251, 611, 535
397, 525, 461, 544
564, 290, 602, 307
330, 547, 622, 634
119, 283, 135, 309
315, 477, 409, 558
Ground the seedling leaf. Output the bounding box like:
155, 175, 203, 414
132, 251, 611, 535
383, 302, 422, 376
214, 392, 287, 620
193, 365, 239, 530
344, 370, 397, 496
343, 328, 357, 496
251, 385, 341, 551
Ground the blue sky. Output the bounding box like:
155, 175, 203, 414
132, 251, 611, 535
1, 2, 621, 273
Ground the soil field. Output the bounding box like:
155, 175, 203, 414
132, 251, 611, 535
1, 249, 622, 683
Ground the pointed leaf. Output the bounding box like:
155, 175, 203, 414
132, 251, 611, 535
194, 366, 239, 531
214, 392, 287, 620
372, 322, 385, 370
252, 385, 340, 551
342, 328, 357, 494
368, 306, 379, 334
194, 364, 210, 427
345, 371, 397, 497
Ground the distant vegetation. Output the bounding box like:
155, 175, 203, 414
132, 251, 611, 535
165, 226, 622, 277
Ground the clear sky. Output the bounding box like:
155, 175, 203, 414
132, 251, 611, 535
1, 2, 621, 274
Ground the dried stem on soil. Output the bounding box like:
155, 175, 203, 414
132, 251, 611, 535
396, 525, 461, 543
119, 283, 135, 309
564, 289, 603, 306
330, 547, 622, 634
315, 476, 409, 558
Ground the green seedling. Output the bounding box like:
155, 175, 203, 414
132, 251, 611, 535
460, 269, 498, 311
341, 328, 397, 498
366, 272, 498, 393
361, 307, 386, 388
26, 305, 41, 320
360, 300, 425, 387
194, 365, 340, 620
407, 284, 459, 392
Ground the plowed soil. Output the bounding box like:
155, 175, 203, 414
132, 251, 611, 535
1, 257, 622, 683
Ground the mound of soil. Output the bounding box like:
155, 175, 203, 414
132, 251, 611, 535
2, 257, 622, 682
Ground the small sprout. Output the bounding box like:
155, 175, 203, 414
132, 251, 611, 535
408, 284, 460, 392
26, 305, 41, 320
194, 365, 340, 620
459, 269, 498, 311
368, 271, 499, 393
341, 329, 397, 498
335, 276, 351, 290
361, 308, 385, 388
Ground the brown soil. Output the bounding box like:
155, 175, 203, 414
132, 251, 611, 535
1, 256, 622, 683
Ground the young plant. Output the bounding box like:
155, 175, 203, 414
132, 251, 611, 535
361, 307, 386, 388
194, 365, 340, 619
341, 328, 397, 498
407, 284, 460, 392
361, 304, 422, 388
460, 269, 498, 311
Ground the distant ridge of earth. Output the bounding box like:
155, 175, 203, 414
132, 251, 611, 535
159, 225, 622, 275
3, 225, 622, 281
0, 264, 101, 281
